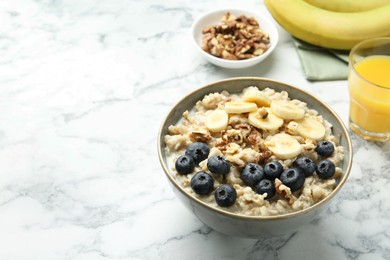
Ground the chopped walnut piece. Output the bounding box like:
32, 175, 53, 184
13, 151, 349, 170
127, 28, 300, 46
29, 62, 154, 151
189, 130, 212, 143
258, 108, 268, 119
258, 150, 272, 164
201, 12, 270, 60
215, 139, 228, 152
274, 179, 296, 205
234, 123, 252, 138
222, 49, 238, 60
253, 48, 264, 56
222, 129, 244, 145
247, 128, 264, 152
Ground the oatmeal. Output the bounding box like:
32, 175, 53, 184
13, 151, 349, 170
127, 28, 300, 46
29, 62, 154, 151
164, 86, 344, 216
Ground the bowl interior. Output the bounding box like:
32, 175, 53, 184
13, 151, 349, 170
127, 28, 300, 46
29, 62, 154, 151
158, 77, 352, 220
191, 9, 279, 67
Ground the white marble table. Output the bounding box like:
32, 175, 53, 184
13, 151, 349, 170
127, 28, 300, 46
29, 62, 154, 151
1, 0, 389, 259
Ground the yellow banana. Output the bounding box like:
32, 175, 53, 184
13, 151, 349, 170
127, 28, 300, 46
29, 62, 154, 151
303, 0, 390, 12
264, 0, 390, 50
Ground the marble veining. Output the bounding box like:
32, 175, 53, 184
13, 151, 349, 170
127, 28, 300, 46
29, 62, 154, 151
0, 0, 389, 259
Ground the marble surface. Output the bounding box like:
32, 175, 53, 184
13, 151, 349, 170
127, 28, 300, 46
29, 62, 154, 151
0, 0, 389, 259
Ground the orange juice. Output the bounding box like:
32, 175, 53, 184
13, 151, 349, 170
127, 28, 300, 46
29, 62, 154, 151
348, 55, 390, 135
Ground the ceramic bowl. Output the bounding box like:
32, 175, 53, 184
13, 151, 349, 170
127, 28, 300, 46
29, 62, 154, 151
158, 77, 352, 238
191, 9, 279, 69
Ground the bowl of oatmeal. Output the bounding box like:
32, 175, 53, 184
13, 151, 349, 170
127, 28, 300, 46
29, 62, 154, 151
191, 9, 278, 69
158, 77, 352, 238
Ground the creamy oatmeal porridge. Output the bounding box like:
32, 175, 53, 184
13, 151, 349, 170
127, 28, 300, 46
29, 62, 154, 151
164, 86, 344, 216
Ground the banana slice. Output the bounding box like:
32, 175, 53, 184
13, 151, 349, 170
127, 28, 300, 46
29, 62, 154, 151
296, 117, 326, 141
270, 100, 305, 120
266, 133, 302, 159
242, 88, 271, 107
224, 101, 257, 114
248, 108, 284, 131
205, 109, 229, 132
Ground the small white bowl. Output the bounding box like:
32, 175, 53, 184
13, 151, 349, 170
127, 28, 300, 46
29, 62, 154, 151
191, 9, 279, 69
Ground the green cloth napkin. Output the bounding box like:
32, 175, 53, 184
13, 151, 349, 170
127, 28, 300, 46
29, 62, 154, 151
292, 37, 350, 81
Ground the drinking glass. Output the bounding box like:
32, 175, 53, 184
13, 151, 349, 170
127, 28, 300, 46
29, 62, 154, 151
348, 38, 390, 142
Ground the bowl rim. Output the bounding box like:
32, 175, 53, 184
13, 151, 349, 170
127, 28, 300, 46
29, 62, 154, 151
157, 77, 353, 221
190, 8, 279, 65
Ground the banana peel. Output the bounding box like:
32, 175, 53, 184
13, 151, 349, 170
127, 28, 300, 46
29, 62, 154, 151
303, 0, 390, 12
264, 0, 390, 50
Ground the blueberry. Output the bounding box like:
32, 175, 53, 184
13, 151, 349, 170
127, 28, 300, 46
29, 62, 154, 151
316, 160, 336, 179
280, 168, 305, 192
294, 157, 316, 177
207, 155, 230, 174
255, 179, 276, 199
185, 142, 210, 164
190, 171, 214, 195
241, 163, 265, 186
175, 155, 195, 175
264, 161, 284, 179
315, 141, 335, 157
214, 184, 237, 207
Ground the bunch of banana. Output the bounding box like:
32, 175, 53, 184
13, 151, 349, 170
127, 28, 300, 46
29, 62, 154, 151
204, 88, 327, 159
264, 0, 390, 50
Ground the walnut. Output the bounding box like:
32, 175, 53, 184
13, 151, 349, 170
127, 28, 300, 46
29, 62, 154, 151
253, 48, 265, 56
201, 12, 270, 60
215, 139, 228, 152
258, 108, 268, 119
189, 130, 212, 143
274, 179, 296, 205
222, 129, 244, 145
247, 128, 264, 152
222, 49, 238, 60
234, 123, 252, 138
258, 150, 272, 164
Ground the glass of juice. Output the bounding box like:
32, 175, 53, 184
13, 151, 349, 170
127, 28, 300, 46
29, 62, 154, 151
348, 37, 390, 142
